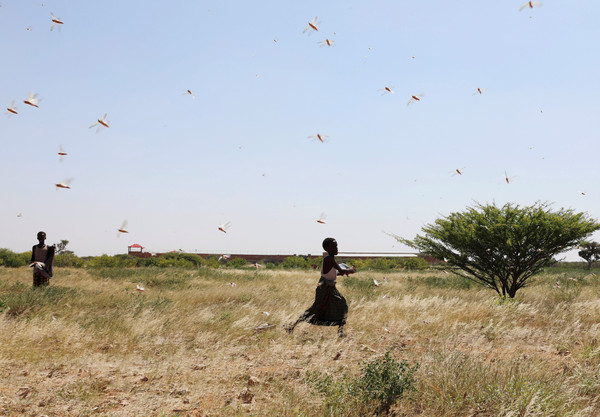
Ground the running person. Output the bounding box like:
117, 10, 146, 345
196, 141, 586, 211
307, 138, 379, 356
286, 237, 355, 337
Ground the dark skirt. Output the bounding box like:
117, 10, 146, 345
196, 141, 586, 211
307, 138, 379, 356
33, 271, 50, 287
299, 278, 348, 326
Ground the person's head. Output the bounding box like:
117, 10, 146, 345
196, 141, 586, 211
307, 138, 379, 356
322, 237, 338, 255
37, 231, 46, 243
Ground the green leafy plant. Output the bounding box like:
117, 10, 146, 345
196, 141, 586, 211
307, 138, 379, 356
280, 256, 311, 269
349, 350, 418, 414
0, 249, 27, 267
54, 252, 84, 268
403, 257, 429, 270
307, 350, 418, 415
226, 257, 247, 268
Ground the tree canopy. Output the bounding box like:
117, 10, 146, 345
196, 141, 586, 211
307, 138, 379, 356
578, 241, 600, 270
394, 202, 600, 298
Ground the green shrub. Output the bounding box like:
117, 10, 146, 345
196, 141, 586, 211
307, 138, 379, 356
137, 256, 159, 267
87, 255, 121, 268
369, 258, 398, 270
202, 257, 220, 269
157, 257, 193, 268
280, 256, 310, 269
307, 350, 418, 415
350, 259, 368, 270
54, 252, 84, 268
403, 257, 429, 270
112, 254, 139, 267
19, 251, 32, 266
340, 258, 405, 271
177, 253, 203, 266
349, 351, 418, 414
227, 258, 247, 268
0, 249, 27, 267
152, 252, 203, 268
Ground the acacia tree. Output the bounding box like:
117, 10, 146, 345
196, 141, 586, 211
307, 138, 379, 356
53, 239, 70, 255
578, 241, 600, 270
394, 202, 599, 298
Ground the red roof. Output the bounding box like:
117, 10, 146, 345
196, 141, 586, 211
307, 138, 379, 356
128, 244, 144, 248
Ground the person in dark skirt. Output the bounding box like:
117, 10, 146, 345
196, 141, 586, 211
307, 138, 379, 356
285, 237, 355, 337
30, 231, 55, 287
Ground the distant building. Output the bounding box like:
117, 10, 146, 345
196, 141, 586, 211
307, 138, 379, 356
127, 244, 152, 258
336, 252, 442, 264
124, 247, 437, 264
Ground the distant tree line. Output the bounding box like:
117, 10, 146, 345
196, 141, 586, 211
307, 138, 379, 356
3, 237, 598, 275
0, 246, 432, 271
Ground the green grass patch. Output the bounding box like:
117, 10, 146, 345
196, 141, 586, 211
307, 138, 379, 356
0, 285, 78, 318
415, 274, 474, 290
87, 267, 154, 281
342, 276, 376, 291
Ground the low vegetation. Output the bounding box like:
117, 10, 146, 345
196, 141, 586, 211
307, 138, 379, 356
307, 350, 418, 415
2, 266, 600, 415
0, 248, 430, 271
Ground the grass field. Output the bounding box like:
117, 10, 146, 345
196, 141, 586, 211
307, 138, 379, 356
1, 266, 600, 416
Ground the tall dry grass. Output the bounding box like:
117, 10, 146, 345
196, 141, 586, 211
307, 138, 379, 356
1, 266, 600, 416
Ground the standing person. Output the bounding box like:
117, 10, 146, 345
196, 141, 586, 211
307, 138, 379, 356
30, 231, 55, 287
285, 237, 355, 337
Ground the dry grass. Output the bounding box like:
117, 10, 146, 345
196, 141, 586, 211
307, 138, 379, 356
1, 266, 600, 416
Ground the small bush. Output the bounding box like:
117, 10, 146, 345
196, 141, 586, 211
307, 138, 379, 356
342, 258, 404, 271
350, 259, 368, 270
202, 257, 220, 269
137, 256, 159, 267
307, 350, 418, 415
339, 258, 408, 271
54, 252, 84, 268
87, 255, 122, 268
280, 256, 310, 269
403, 257, 429, 270
227, 258, 247, 268
157, 257, 193, 268
371, 258, 402, 270
177, 253, 203, 267
350, 350, 419, 414
0, 249, 27, 267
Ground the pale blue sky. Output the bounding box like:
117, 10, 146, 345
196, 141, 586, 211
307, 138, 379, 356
1, 1, 599, 260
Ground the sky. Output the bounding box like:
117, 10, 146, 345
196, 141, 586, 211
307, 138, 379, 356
1, 1, 599, 260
